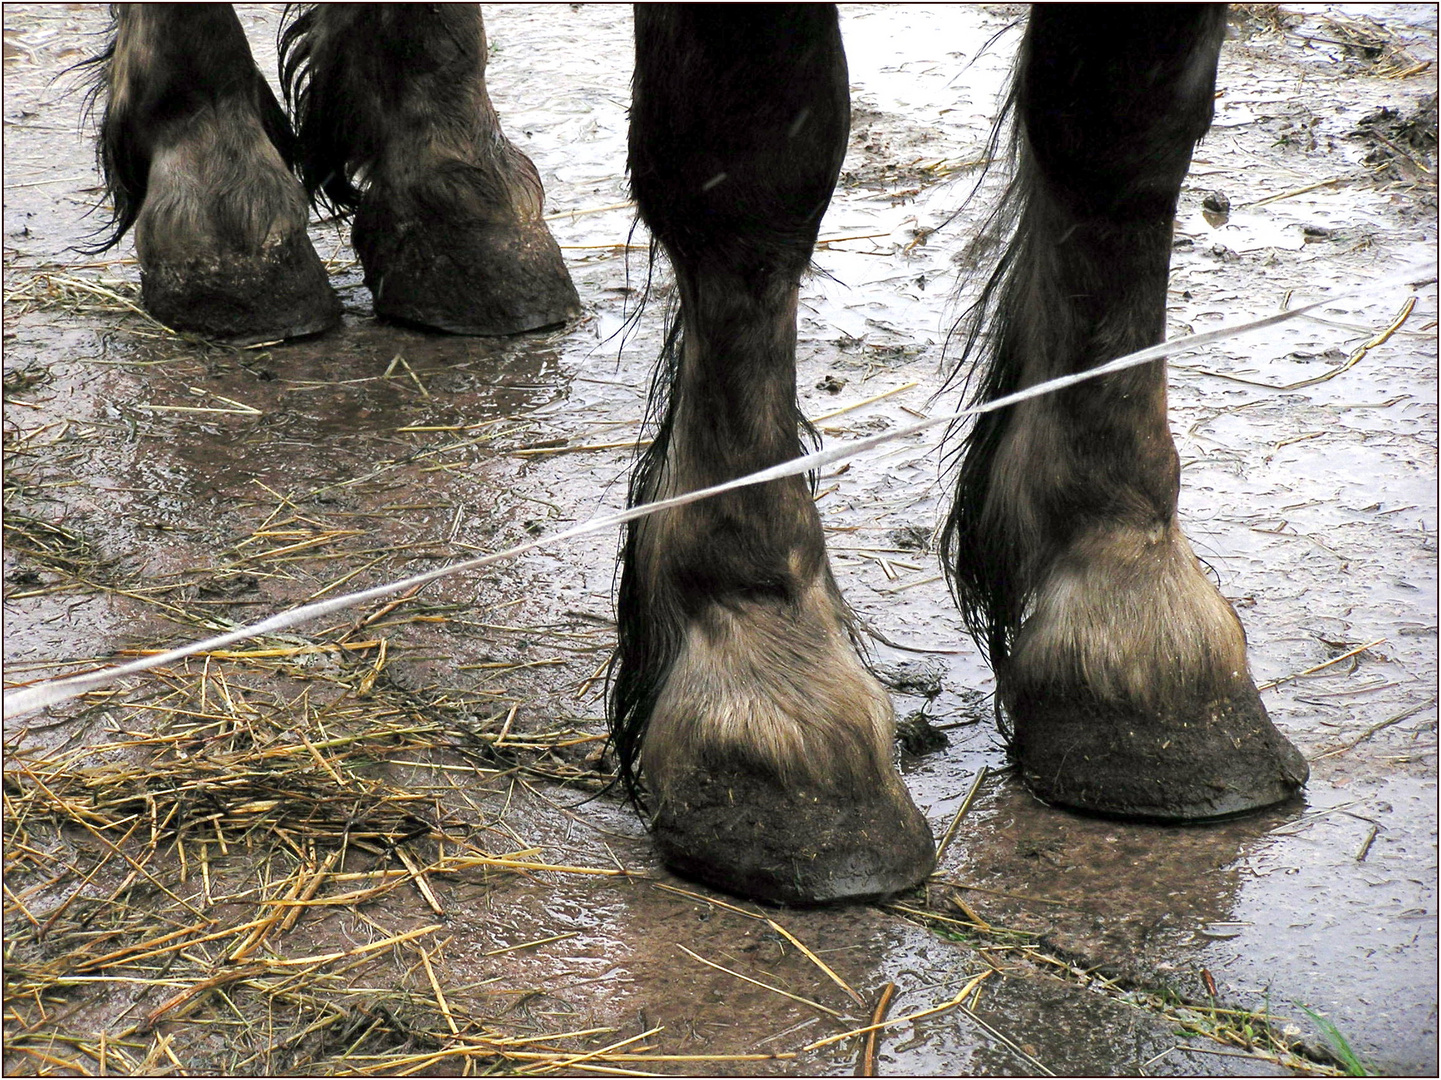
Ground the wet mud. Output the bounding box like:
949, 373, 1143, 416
4, 3, 1437, 1075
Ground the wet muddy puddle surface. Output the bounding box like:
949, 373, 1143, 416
3, 4, 1437, 1075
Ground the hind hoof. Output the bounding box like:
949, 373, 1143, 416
1008, 683, 1308, 821
652, 764, 936, 906
355, 211, 580, 336
140, 232, 341, 345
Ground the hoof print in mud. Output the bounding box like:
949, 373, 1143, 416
1008, 685, 1310, 821
651, 766, 937, 906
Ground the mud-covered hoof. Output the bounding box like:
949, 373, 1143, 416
651, 764, 936, 906
1008, 683, 1309, 820
140, 233, 341, 346
354, 210, 580, 336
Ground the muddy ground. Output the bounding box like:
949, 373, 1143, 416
3, 4, 1437, 1076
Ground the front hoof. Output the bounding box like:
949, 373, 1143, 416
652, 765, 936, 906
1009, 683, 1309, 821
140, 232, 341, 346
355, 211, 581, 336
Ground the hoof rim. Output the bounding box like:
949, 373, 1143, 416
650, 764, 936, 906
1007, 683, 1309, 822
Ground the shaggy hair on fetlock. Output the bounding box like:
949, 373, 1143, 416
608, 257, 878, 814
939, 60, 1030, 678
77, 9, 298, 253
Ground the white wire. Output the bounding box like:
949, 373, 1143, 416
4, 263, 1433, 720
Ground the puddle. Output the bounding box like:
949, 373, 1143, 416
3, 3, 1436, 1075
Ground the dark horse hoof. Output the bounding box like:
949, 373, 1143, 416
354, 207, 581, 337
140, 231, 341, 346
1008, 683, 1309, 821
652, 765, 936, 905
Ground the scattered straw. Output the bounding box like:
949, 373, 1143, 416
1257, 638, 1386, 691
766, 919, 865, 1008
677, 945, 846, 1018
856, 981, 896, 1077
1177, 296, 1416, 390
935, 764, 990, 866
804, 970, 991, 1052
3, 622, 628, 1074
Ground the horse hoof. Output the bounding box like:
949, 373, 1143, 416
1007, 683, 1309, 821
354, 210, 580, 336
140, 232, 341, 346
651, 764, 936, 905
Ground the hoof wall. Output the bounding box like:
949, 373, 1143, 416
140, 233, 341, 345
1009, 684, 1309, 821
652, 766, 936, 906
356, 213, 581, 336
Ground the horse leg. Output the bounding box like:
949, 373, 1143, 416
944, 6, 1308, 819
280, 4, 580, 336
94, 4, 339, 343
615, 6, 935, 904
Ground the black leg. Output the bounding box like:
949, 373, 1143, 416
614, 5, 935, 904
94, 4, 339, 343
944, 5, 1307, 819
280, 3, 580, 335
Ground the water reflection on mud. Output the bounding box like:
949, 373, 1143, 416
3, 2, 1436, 1074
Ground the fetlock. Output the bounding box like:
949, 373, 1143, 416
1002, 522, 1308, 819
134, 107, 339, 343
639, 583, 935, 904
